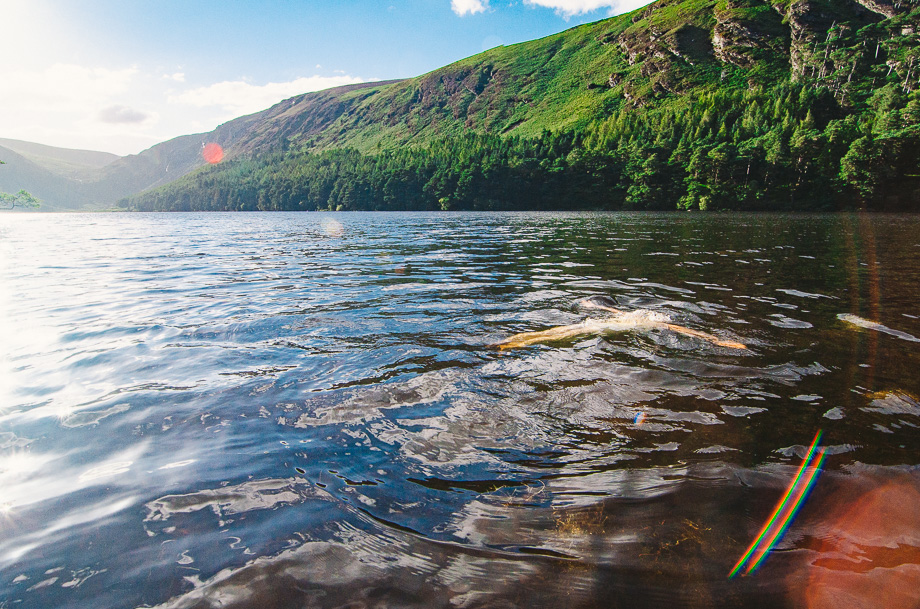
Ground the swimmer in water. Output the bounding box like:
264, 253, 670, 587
494, 296, 747, 351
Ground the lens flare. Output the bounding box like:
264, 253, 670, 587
730, 430, 826, 578
202, 143, 224, 164
321, 218, 344, 238
803, 475, 920, 609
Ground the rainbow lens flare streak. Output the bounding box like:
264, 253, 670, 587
729, 430, 826, 578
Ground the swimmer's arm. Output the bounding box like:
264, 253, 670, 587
664, 323, 747, 349
492, 322, 596, 350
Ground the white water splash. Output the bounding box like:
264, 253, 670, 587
837, 313, 920, 342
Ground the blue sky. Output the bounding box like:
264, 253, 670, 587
1, 0, 651, 156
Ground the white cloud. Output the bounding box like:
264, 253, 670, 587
0, 64, 138, 109
524, 0, 651, 16
98, 105, 152, 124
168, 75, 365, 118
0, 1, 372, 155
0, 58, 366, 155
0, 63, 156, 152
451, 0, 489, 16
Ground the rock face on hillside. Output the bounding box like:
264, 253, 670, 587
595, 0, 919, 101
777, 0, 880, 79
852, 0, 904, 17
597, 0, 791, 99
712, 0, 784, 68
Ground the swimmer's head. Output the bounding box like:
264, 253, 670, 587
579, 295, 622, 313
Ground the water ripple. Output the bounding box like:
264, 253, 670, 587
2, 212, 920, 608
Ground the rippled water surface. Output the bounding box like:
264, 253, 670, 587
2, 212, 919, 608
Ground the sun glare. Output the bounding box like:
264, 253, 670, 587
321, 218, 345, 238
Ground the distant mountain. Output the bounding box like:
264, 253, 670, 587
0, 138, 119, 176
0, 81, 405, 211
0, 134, 206, 211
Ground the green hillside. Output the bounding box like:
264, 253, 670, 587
128, 0, 920, 212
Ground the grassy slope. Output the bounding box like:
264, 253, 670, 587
221, 18, 631, 155
229, 0, 795, 156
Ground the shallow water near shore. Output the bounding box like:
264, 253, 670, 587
1, 211, 919, 608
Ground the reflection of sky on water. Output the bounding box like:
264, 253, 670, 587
0, 212, 919, 608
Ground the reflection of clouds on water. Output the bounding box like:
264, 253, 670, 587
0, 442, 148, 514
144, 525, 552, 609
78, 460, 133, 482
862, 390, 920, 416
153, 461, 852, 609
292, 369, 461, 428
767, 314, 813, 329
145, 477, 317, 524
60, 403, 130, 428
0, 493, 138, 564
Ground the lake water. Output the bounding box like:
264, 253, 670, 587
1, 212, 919, 609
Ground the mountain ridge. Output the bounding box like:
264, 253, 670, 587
4, 0, 919, 211
0, 138, 119, 176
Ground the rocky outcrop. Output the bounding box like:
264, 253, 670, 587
711, 2, 781, 68
599, 0, 906, 95
777, 0, 891, 80
670, 25, 716, 64
783, 0, 836, 78
851, 0, 901, 18
612, 22, 714, 68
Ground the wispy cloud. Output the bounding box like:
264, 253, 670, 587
98, 105, 151, 124
168, 75, 365, 118
451, 0, 489, 16
524, 0, 650, 16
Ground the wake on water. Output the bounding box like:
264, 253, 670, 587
837, 313, 920, 342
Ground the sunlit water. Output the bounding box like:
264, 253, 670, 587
1, 212, 919, 609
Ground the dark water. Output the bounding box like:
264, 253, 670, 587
1, 212, 919, 609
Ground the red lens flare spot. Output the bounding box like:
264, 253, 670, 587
802, 476, 920, 609
202, 143, 224, 164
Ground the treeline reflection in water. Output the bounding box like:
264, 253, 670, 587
0, 212, 918, 609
